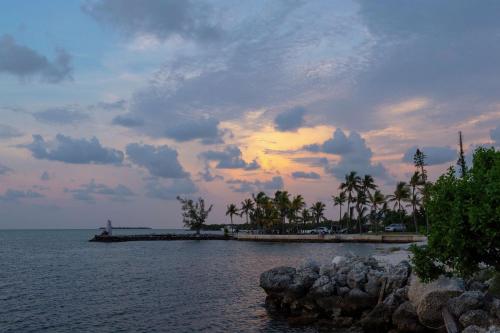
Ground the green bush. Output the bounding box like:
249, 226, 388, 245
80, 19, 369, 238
411, 147, 500, 282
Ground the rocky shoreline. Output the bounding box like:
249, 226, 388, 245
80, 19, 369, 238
259, 255, 500, 332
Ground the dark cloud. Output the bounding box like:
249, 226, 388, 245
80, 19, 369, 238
198, 165, 223, 182
0, 189, 44, 202
65, 179, 135, 203
402, 146, 457, 166
95, 99, 127, 111
200, 146, 259, 170
145, 178, 197, 200
33, 107, 90, 125
0, 34, 72, 83
300, 129, 390, 181
164, 117, 221, 143
324, 0, 500, 129
227, 176, 284, 193
291, 157, 329, 168
291, 171, 320, 180
0, 124, 23, 139
274, 107, 306, 132
82, 0, 220, 42
0, 164, 12, 175
491, 125, 500, 146
22, 134, 124, 165
126, 143, 188, 178
112, 114, 144, 127
40, 171, 50, 181
304, 128, 353, 154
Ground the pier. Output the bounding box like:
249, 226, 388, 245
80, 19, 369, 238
89, 233, 425, 243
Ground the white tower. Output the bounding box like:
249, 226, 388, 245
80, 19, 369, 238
106, 219, 112, 236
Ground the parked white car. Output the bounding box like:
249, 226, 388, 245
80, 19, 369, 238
384, 224, 406, 232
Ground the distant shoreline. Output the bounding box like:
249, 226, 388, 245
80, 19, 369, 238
98, 227, 152, 230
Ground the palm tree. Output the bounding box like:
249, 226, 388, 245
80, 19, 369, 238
301, 208, 311, 231
355, 190, 368, 233
310, 201, 326, 228
252, 192, 267, 231
332, 192, 347, 230
409, 171, 423, 233
274, 190, 291, 234
289, 195, 305, 233
339, 171, 361, 230
361, 174, 377, 197
240, 198, 254, 231
368, 190, 385, 233
226, 203, 239, 234
387, 181, 411, 223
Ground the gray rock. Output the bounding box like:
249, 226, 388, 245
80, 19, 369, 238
463, 325, 487, 333
337, 286, 350, 296
486, 326, 500, 333
489, 298, 500, 320
332, 255, 347, 268
385, 260, 412, 294
365, 269, 383, 297
392, 301, 426, 333
292, 259, 320, 292
459, 309, 491, 328
347, 262, 368, 289
343, 287, 376, 311
309, 275, 336, 297
447, 291, 484, 318
408, 275, 465, 329
359, 302, 395, 332
260, 266, 296, 294
320, 263, 337, 277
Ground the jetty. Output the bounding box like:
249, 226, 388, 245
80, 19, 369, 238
89, 233, 425, 243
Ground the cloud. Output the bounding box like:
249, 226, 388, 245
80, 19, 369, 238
200, 146, 259, 170
22, 134, 124, 165
95, 99, 127, 111
40, 171, 50, 181
301, 128, 391, 181
126, 143, 188, 178
164, 117, 222, 143
0, 124, 23, 139
198, 165, 223, 182
112, 114, 144, 127
33, 107, 90, 125
145, 178, 197, 200
274, 107, 306, 132
402, 146, 457, 166
0, 189, 44, 202
65, 179, 135, 203
82, 0, 220, 42
0, 34, 72, 83
491, 125, 500, 146
0, 164, 12, 175
227, 176, 284, 193
291, 171, 320, 180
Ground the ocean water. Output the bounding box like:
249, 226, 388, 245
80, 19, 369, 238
0, 229, 407, 332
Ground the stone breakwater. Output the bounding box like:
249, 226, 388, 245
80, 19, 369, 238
259, 256, 500, 333
89, 234, 232, 242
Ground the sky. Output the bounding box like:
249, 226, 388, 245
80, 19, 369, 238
1, 0, 499, 229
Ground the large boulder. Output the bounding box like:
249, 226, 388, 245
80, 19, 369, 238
293, 259, 320, 292
260, 266, 296, 295
343, 288, 376, 311
392, 301, 426, 333
347, 262, 369, 289
385, 260, 412, 294
459, 309, 491, 328
309, 275, 336, 297
408, 275, 465, 328
447, 291, 485, 318
463, 326, 487, 333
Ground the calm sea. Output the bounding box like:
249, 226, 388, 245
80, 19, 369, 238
0, 229, 406, 332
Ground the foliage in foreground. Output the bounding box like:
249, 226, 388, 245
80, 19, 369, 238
411, 147, 500, 282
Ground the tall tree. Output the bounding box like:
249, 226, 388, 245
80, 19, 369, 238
414, 148, 429, 233
226, 203, 239, 234
457, 131, 467, 178
368, 190, 385, 233
332, 192, 347, 230
289, 195, 305, 233
177, 196, 213, 235
387, 182, 411, 223
240, 198, 254, 226
301, 208, 311, 231
339, 171, 361, 230
409, 171, 423, 233
274, 190, 291, 233
355, 190, 368, 233
310, 201, 326, 228
361, 174, 377, 197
